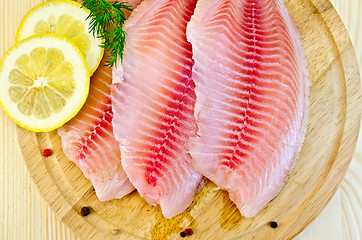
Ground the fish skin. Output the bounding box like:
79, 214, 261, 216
187, 0, 309, 217
111, 0, 202, 219
58, 56, 135, 201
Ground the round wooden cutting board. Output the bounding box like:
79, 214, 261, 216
16, 0, 361, 239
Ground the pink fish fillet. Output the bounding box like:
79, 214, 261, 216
187, 0, 309, 217
58, 56, 135, 201
126, 0, 143, 9
111, 0, 202, 218
58, 0, 143, 201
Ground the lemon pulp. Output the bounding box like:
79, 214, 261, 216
9, 47, 75, 119
34, 14, 91, 58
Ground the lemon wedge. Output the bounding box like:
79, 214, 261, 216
0, 34, 90, 132
15, 0, 103, 75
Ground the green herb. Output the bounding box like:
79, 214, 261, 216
81, 0, 132, 67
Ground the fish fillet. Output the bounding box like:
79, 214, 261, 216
58, 56, 135, 201
111, 0, 202, 218
187, 0, 309, 217
57, 0, 142, 201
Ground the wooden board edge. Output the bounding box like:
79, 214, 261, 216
286, 0, 362, 238
15, 129, 85, 240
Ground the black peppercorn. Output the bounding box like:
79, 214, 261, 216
180, 231, 186, 237
80, 206, 90, 216
270, 221, 278, 228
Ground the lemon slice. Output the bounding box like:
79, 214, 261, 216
15, 0, 103, 75
0, 34, 90, 132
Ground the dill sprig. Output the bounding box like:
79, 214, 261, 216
81, 0, 133, 67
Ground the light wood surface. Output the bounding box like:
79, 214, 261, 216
1, 0, 361, 240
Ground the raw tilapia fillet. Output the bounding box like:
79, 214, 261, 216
187, 0, 309, 217
57, 0, 142, 201
111, 0, 202, 218
58, 56, 134, 201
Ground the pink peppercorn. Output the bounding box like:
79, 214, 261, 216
185, 228, 193, 236
43, 149, 52, 157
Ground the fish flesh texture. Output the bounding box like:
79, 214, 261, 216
127, 0, 144, 9
58, 0, 143, 201
58, 56, 134, 201
187, 0, 309, 217
111, 0, 202, 218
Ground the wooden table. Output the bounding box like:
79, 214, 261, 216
0, 0, 361, 239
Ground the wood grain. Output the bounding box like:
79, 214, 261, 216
15, 0, 362, 239
1, 0, 361, 239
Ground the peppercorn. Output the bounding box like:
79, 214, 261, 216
43, 148, 52, 157
185, 228, 193, 236
180, 231, 186, 238
80, 206, 90, 216
270, 221, 278, 228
